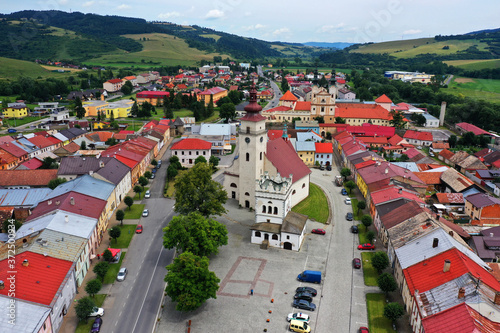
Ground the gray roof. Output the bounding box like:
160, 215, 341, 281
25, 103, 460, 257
388, 211, 439, 249
472, 235, 497, 260
465, 192, 500, 208
395, 228, 487, 270
422, 113, 438, 120
281, 211, 308, 234
375, 198, 412, 217
440, 168, 474, 192
391, 162, 420, 172
295, 141, 316, 152
199, 124, 232, 136
250, 222, 281, 234
296, 132, 321, 142
13, 139, 38, 154
57, 156, 114, 176
47, 174, 114, 201
0, 296, 50, 333
95, 158, 130, 185
0, 188, 52, 207
35, 210, 97, 239
28, 229, 87, 262
59, 127, 87, 140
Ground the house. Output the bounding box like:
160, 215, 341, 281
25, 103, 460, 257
455, 155, 488, 174
2, 102, 29, 118
334, 103, 397, 127
103, 78, 123, 92
337, 88, 356, 100
471, 225, 500, 262
104, 99, 134, 118
0, 297, 52, 333
197, 87, 228, 106
438, 148, 455, 164
455, 122, 492, 137
122, 75, 138, 86
431, 142, 450, 153
435, 193, 465, 213
315, 142, 333, 167
279, 90, 299, 108
403, 130, 433, 146
422, 113, 439, 128
413, 171, 443, 192
171, 138, 212, 168
295, 141, 316, 166
0, 169, 58, 188
136, 91, 170, 106
440, 167, 474, 193
465, 193, 500, 225
92, 158, 132, 204
378, 200, 425, 246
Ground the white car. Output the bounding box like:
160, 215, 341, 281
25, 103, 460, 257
287, 312, 310, 323
89, 306, 104, 317
142, 209, 149, 217
117, 267, 128, 282
345, 198, 351, 205
144, 190, 151, 198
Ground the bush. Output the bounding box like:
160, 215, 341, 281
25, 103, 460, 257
366, 230, 375, 243
372, 251, 389, 273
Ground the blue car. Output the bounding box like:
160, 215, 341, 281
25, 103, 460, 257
341, 189, 348, 196
7, 128, 17, 133
90, 317, 102, 332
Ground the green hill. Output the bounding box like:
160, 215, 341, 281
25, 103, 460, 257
0, 57, 77, 80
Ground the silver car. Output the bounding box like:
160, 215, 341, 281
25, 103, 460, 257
117, 267, 128, 282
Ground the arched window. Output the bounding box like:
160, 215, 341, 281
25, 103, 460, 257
302, 183, 305, 188
268, 206, 272, 214
260, 152, 262, 160
255, 231, 261, 237
273, 207, 278, 215
230, 183, 237, 188
292, 190, 296, 195
272, 234, 279, 240
262, 205, 266, 213
245, 192, 250, 196
246, 153, 250, 161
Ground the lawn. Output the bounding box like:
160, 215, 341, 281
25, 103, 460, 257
110, 224, 137, 249
133, 187, 150, 200
361, 252, 378, 286
123, 204, 145, 219
3, 116, 49, 128
444, 59, 500, 70
358, 224, 370, 244
292, 183, 329, 223
102, 252, 126, 284
0, 56, 79, 80
125, 122, 144, 131
351, 198, 359, 218
74, 294, 107, 333
366, 293, 394, 333
446, 77, 500, 104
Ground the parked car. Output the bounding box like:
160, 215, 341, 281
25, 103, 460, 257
319, 165, 325, 170
345, 198, 351, 205
341, 189, 348, 196
142, 209, 149, 217
346, 212, 353, 221
294, 292, 314, 302
287, 312, 310, 323
311, 228, 326, 235
429, 152, 435, 157
135, 225, 143, 234
358, 243, 376, 250
351, 225, 358, 233
353, 258, 361, 269
295, 287, 317, 297
88, 307, 104, 317
150, 173, 155, 179
90, 317, 103, 333
7, 128, 17, 133
292, 299, 316, 311
144, 190, 151, 198
417, 146, 422, 150
157, 161, 162, 168
117, 267, 128, 281
359, 327, 369, 333
326, 165, 332, 171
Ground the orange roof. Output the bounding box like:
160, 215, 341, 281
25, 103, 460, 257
439, 149, 455, 160
413, 172, 443, 185
294, 101, 311, 111
0, 150, 17, 165
335, 104, 392, 120
171, 138, 212, 150
315, 142, 333, 153
375, 94, 392, 103
279, 90, 298, 101
0, 170, 58, 186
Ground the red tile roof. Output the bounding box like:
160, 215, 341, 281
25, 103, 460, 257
439, 149, 455, 160
357, 136, 388, 145
267, 130, 284, 140
404, 130, 433, 142
263, 106, 293, 113
0, 252, 73, 306
346, 124, 395, 137
355, 160, 377, 169
315, 142, 333, 154
62, 142, 80, 153
107, 78, 122, 84
436, 193, 464, 204
375, 94, 392, 103
0, 169, 58, 186
0, 149, 17, 165
456, 122, 491, 136
171, 138, 212, 150
136, 91, 170, 98
371, 187, 423, 205
380, 201, 424, 229
19, 158, 43, 170
266, 138, 311, 183
279, 90, 298, 101
358, 161, 424, 185
388, 134, 404, 146
198, 87, 227, 95
294, 101, 311, 111
0, 142, 28, 158
335, 104, 392, 120
404, 248, 500, 296
413, 172, 443, 185
27, 135, 54, 149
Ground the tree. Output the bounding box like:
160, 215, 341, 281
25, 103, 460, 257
138, 176, 149, 187
41, 157, 58, 169
109, 226, 121, 243
102, 249, 113, 262
206, 95, 214, 118
281, 79, 289, 92
313, 116, 325, 123
124, 196, 134, 210
85, 279, 102, 298
209, 155, 219, 168
372, 251, 390, 273
448, 134, 457, 148
216, 97, 233, 108
48, 178, 67, 190
174, 162, 227, 217
228, 90, 241, 104
151, 159, 158, 167
357, 201, 366, 213
195, 156, 207, 165
366, 230, 375, 243
80, 141, 87, 150
2, 219, 22, 233
411, 113, 426, 127
384, 303, 405, 323
344, 180, 356, 194
361, 215, 373, 229
377, 273, 397, 294
133, 185, 143, 199
169, 155, 182, 170
220, 103, 236, 122
105, 137, 118, 146
335, 117, 346, 124
389, 110, 406, 129
163, 212, 228, 256
121, 81, 133, 95
116, 209, 125, 226
93, 262, 110, 281
131, 101, 139, 117
74, 96, 86, 119
164, 252, 220, 312
144, 171, 152, 179
163, 95, 174, 119
75, 297, 95, 322
340, 167, 351, 181
167, 164, 178, 180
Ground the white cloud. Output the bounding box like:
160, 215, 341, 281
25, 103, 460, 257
206, 9, 224, 19
403, 29, 422, 35
82, 1, 94, 7
117, 4, 131, 10
158, 11, 181, 20
244, 24, 265, 31
58, 0, 68, 4
316, 23, 358, 34
273, 28, 290, 36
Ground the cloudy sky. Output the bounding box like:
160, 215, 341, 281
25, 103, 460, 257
3, 0, 499, 44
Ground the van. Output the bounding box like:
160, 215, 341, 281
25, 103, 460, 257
289, 319, 311, 333
297, 270, 321, 284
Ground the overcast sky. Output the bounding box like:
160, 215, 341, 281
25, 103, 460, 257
3, 0, 499, 44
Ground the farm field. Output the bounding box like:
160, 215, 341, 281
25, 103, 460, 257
444, 59, 500, 70
262, 66, 352, 74
84, 33, 230, 67
0, 57, 78, 80
446, 77, 500, 103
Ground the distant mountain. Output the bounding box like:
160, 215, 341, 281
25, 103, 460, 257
466, 28, 500, 35
302, 42, 353, 49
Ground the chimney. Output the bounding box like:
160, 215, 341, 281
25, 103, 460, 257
70, 197, 75, 205
65, 215, 69, 223
495, 292, 500, 305
491, 233, 494, 238
22, 259, 29, 267
398, 188, 402, 194
0, 281, 4, 290
432, 238, 439, 248
384, 167, 388, 174
439, 101, 447, 126
443, 259, 451, 272
458, 287, 465, 299
99, 161, 105, 168
48, 200, 52, 205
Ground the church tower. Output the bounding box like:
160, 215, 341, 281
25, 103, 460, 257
310, 84, 337, 123
238, 85, 267, 208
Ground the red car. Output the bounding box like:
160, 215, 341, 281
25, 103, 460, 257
135, 225, 143, 234
353, 258, 361, 269
358, 243, 375, 250
311, 228, 326, 235
359, 327, 369, 333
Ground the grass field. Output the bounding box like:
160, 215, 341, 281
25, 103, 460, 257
112, 224, 137, 248
133, 187, 149, 200
366, 293, 394, 333
85, 33, 230, 67
361, 252, 378, 286
103, 252, 126, 284
444, 59, 500, 70
352, 37, 489, 59
123, 204, 145, 219
0, 57, 78, 80
75, 294, 107, 333
3, 116, 49, 128
292, 183, 329, 223
446, 77, 500, 103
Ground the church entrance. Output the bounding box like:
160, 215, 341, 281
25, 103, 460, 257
264, 234, 269, 241
245, 200, 250, 208
231, 191, 236, 199
283, 242, 292, 250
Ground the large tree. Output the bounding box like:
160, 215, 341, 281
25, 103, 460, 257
344, 180, 356, 194
164, 252, 220, 312
116, 209, 125, 226
85, 279, 102, 298
220, 102, 236, 123
124, 196, 134, 210
372, 251, 389, 273
377, 273, 397, 295
340, 167, 351, 181
163, 212, 228, 257
48, 177, 67, 190
390, 110, 406, 129
93, 262, 110, 281
121, 80, 133, 95
109, 226, 121, 243
384, 303, 405, 323
75, 297, 95, 322
174, 162, 227, 217
74, 96, 86, 119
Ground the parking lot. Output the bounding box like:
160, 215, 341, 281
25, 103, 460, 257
157, 168, 370, 333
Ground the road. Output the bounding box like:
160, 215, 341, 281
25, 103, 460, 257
102, 151, 176, 333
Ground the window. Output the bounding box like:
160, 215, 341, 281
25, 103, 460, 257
260, 152, 262, 160
196, 151, 199, 155
302, 183, 305, 188
246, 153, 250, 161
262, 205, 266, 213
182, 151, 184, 155
245, 192, 250, 196
230, 183, 237, 188
273, 207, 278, 215
268, 206, 272, 214
189, 151, 191, 155
246, 127, 250, 134
287, 235, 290, 240
203, 151, 206, 155
255, 231, 261, 237
292, 190, 296, 195
182, 159, 185, 163
272, 234, 279, 240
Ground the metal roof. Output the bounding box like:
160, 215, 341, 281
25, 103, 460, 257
28, 229, 87, 262
199, 123, 232, 136
295, 141, 316, 152
0, 296, 51, 332
31, 210, 97, 239
47, 174, 114, 201
0, 188, 52, 207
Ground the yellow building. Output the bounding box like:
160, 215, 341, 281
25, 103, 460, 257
197, 87, 228, 106
3, 103, 29, 118
295, 142, 316, 166
105, 99, 134, 119
84, 101, 108, 117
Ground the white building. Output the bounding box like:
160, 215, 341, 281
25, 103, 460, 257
422, 113, 439, 128
171, 138, 212, 167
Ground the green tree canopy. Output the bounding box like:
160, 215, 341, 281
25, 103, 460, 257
75, 297, 95, 322
102, 249, 113, 262
85, 279, 102, 298
93, 262, 110, 281
174, 162, 227, 217
133, 185, 143, 198
411, 113, 427, 127
164, 252, 220, 312
121, 80, 133, 95
167, 164, 178, 180
372, 251, 389, 273
116, 209, 125, 225
209, 155, 219, 168
335, 117, 346, 124
138, 176, 149, 187
220, 102, 236, 122
340, 167, 352, 180
377, 272, 397, 294
361, 215, 373, 229
384, 302, 405, 323
195, 156, 207, 165
2, 219, 22, 233
390, 110, 406, 129
124, 196, 134, 210
109, 226, 121, 243
357, 201, 366, 212
74, 96, 86, 119
163, 212, 228, 257
228, 90, 242, 104
48, 178, 67, 190
344, 180, 356, 194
